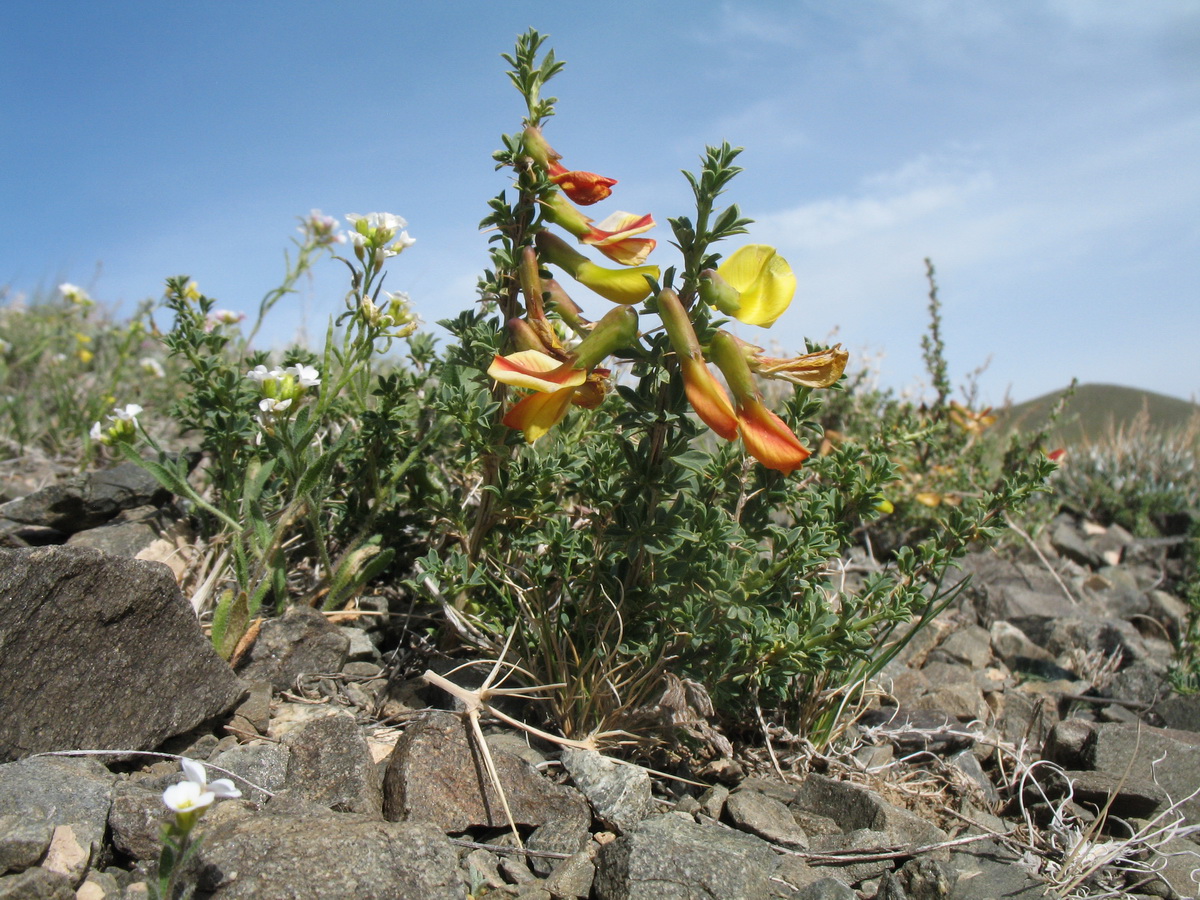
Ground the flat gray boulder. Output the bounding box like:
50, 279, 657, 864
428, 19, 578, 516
189, 813, 462, 899
0, 547, 243, 760
593, 813, 778, 900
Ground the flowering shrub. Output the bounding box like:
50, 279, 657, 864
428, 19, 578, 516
0, 30, 1069, 754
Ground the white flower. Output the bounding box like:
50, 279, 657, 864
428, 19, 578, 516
245, 364, 280, 383
259, 397, 292, 413
284, 364, 320, 388
346, 212, 407, 232
110, 404, 142, 423
393, 230, 416, 251
301, 210, 345, 245
139, 357, 165, 378
205, 309, 246, 331
59, 283, 94, 307
162, 758, 241, 815
89, 421, 103, 441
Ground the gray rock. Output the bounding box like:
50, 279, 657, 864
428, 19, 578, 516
1146, 836, 1200, 900
224, 680, 272, 739
383, 712, 590, 837
1047, 769, 1167, 819
0, 462, 172, 534
1145, 590, 1191, 643
107, 781, 166, 861
0, 756, 115, 861
593, 812, 778, 900
697, 784, 730, 820
929, 626, 993, 669
771, 854, 833, 894
948, 839, 1051, 899
278, 711, 380, 815
807, 828, 897, 883
725, 789, 809, 849
0, 866, 75, 899
988, 621, 1054, 666
339, 625, 380, 663
561, 749, 654, 834
1086, 722, 1200, 824
1154, 692, 1200, 733
1042, 718, 1096, 769
1107, 661, 1170, 709
543, 847, 597, 899
209, 740, 290, 801
947, 751, 998, 808
1013, 615, 1149, 666
793, 876, 858, 899
0, 547, 243, 760
64, 506, 177, 560
857, 709, 973, 755
794, 774, 946, 850
959, 553, 1077, 622
234, 605, 350, 693
994, 688, 1060, 751
188, 814, 462, 899
77, 869, 122, 899
0, 814, 53, 873
1050, 518, 1105, 569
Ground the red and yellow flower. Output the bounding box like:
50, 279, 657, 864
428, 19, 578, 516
524, 126, 617, 205
709, 330, 811, 475
489, 305, 639, 442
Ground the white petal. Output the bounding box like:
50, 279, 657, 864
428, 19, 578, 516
207, 778, 242, 799
180, 757, 207, 787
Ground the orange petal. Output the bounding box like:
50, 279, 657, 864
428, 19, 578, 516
736, 400, 810, 475
502, 388, 577, 443
488, 350, 587, 393
682, 357, 738, 441
550, 170, 617, 205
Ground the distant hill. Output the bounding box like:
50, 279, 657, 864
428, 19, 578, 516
997, 383, 1199, 445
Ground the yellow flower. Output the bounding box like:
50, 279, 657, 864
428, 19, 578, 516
714, 245, 796, 327
536, 232, 658, 305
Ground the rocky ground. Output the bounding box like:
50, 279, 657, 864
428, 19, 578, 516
0, 462, 1198, 899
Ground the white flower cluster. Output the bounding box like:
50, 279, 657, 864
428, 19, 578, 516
246, 364, 320, 429
89, 403, 142, 445
346, 212, 415, 265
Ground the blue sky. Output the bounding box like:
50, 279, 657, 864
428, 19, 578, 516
3, 1, 1198, 404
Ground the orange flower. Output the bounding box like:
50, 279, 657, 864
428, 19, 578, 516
523, 126, 617, 205
549, 170, 617, 206
657, 289, 737, 440
710, 331, 810, 475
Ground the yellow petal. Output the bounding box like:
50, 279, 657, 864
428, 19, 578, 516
502, 388, 577, 442
716, 245, 796, 327
575, 261, 659, 305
